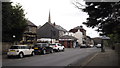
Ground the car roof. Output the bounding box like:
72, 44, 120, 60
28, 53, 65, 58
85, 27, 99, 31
36, 43, 48, 44
50, 43, 60, 44
12, 45, 28, 46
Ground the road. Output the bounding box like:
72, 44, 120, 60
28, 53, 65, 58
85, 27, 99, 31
2, 47, 100, 67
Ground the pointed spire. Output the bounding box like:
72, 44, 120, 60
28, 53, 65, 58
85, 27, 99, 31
48, 10, 51, 23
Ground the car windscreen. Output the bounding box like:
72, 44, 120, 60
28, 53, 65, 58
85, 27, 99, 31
42, 44, 48, 47
49, 44, 56, 46
10, 46, 19, 49
34, 44, 42, 47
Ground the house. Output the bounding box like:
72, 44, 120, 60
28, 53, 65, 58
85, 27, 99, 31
20, 20, 37, 44
69, 26, 87, 45
86, 36, 94, 47
59, 35, 77, 48
37, 11, 67, 43
92, 37, 102, 45
37, 25, 41, 29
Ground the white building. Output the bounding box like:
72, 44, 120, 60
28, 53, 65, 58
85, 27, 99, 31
69, 26, 86, 45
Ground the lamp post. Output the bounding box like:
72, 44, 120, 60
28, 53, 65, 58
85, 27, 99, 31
13, 35, 16, 45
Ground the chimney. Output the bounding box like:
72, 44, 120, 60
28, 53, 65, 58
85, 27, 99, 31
53, 22, 56, 26
80, 26, 83, 28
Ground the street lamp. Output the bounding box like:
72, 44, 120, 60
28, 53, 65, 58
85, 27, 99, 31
101, 35, 110, 52
13, 35, 16, 45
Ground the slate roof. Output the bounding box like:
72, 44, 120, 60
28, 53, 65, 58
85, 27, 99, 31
69, 29, 78, 33
69, 26, 86, 33
26, 20, 37, 27
73, 26, 83, 29
54, 25, 67, 32
37, 22, 59, 39
37, 22, 68, 39
59, 35, 77, 40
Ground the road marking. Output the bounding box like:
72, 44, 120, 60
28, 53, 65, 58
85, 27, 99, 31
80, 53, 98, 67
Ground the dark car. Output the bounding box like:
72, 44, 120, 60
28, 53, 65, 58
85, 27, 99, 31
33, 43, 54, 55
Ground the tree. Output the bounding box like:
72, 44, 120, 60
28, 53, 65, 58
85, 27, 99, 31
73, 1, 120, 43
2, 2, 27, 42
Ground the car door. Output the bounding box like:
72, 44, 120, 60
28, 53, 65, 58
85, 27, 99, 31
24, 46, 30, 55
20, 46, 27, 55
27, 46, 32, 55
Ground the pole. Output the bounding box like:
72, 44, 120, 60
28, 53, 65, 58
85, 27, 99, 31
101, 38, 105, 52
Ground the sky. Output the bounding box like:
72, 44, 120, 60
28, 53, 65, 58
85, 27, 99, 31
10, 0, 100, 38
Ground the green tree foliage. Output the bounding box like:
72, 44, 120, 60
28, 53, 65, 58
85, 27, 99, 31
2, 2, 27, 42
74, 2, 120, 42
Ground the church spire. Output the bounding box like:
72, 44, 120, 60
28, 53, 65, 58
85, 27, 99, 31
48, 10, 51, 23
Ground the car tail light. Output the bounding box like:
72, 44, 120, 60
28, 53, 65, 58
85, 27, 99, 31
55, 45, 57, 47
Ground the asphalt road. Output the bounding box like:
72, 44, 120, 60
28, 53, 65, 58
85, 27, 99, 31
2, 47, 100, 67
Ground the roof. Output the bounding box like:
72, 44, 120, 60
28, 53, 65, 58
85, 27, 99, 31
59, 35, 77, 40
37, 25, 41, 29
54, 25, 67, 32
69, 29, 78, 33
69, 26, 86, 33
37, 22, 59, 39
73, 26, 83, 29
26, 20, 37, 27
38, 22, 67, 32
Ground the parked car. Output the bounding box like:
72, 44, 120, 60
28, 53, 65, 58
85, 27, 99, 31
96, 44, 102, 48
49, 43, 65, 52
33, 43, 53, 55
80, 44, 87, 48
89, 45, 94, 47
7, 45, 35, 58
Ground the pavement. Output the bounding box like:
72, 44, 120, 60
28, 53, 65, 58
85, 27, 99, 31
79, 47, 119, 68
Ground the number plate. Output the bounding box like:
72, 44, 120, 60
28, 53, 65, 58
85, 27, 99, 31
34, 48, 38, 49
10, 50, 15, 52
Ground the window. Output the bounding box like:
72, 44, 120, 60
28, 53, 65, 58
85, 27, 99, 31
21, 46, 26, 49
10, 46, 19, 49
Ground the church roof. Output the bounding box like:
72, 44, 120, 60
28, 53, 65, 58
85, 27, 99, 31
45, 11, 67, 32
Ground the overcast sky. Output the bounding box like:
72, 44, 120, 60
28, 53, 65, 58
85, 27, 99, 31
10, 0, 100, 38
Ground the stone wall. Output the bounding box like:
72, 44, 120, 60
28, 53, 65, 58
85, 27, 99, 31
115, 43, 120, 65
115, 43, 120, 54
2, 42, 13, 54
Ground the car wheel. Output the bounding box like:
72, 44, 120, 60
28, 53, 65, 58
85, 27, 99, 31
19, 52, 24, 58
62, 48, 65, 52
7, 55, 11, 58
50, 49, 54, 53
43, 50, 46, 55
31, 52, 35, 56
57, 48, 60, 52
